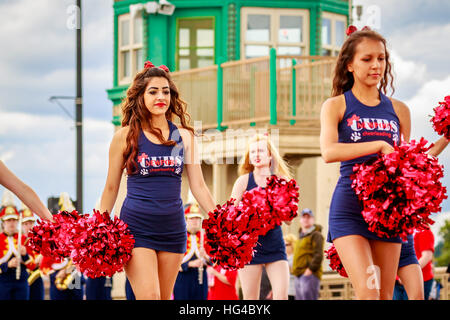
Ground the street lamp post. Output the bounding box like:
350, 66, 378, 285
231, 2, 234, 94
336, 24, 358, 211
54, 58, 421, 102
76, 0, 83, 213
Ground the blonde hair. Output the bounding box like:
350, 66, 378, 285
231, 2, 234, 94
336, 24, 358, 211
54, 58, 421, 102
284, 233, 297, 245
238, 134, 292, 179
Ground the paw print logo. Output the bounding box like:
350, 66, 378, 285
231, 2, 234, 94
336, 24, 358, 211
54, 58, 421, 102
351, 132, 361, 142
392, 134, 399, 144
175, 167, 181, 175
140, 168, 149, 176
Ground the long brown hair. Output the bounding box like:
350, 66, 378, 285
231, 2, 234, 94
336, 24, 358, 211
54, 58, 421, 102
331, 29, 395, 97
121, 67, 194, 174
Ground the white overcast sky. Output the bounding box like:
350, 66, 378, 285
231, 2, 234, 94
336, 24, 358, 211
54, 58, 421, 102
0, 0, 448, 234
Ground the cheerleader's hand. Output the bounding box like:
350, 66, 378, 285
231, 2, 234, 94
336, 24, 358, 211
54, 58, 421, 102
20, 246, 27, 256
379, 141, 395, 155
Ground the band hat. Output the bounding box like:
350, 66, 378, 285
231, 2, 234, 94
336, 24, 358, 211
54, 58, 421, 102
184, 202, 203, 219
0, 205, 20, 221
1, 189, 18, 220
21, 206, 36, 223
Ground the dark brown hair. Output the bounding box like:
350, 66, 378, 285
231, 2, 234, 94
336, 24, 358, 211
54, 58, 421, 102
332, 29, 395, 97
121, 67, 194, 174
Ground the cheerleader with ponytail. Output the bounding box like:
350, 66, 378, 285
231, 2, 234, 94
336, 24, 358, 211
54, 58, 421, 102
320, 26, 411, 300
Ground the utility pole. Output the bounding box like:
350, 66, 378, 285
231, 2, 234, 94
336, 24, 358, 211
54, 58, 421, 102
76, 0, 83, 213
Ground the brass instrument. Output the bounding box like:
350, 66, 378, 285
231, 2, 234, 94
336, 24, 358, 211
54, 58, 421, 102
54, 262, 78, 291
27, 269, 42, 286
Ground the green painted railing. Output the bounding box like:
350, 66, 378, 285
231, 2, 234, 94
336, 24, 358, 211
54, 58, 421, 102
109, 54, 336, 131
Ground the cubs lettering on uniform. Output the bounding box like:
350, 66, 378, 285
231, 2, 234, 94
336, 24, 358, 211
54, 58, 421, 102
347, 114, 399, 133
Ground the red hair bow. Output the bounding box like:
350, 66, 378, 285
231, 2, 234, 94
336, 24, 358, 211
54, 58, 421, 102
159, 65, 169, 72
144, 61, 170, 72
346, 25, 371, 36
144, 61, 155, 68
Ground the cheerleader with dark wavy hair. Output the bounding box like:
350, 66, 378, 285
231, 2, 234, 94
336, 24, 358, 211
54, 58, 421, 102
320, 26, 412, 300
99, 61, 216, 300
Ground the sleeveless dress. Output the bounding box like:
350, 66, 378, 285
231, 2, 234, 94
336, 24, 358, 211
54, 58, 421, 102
120, 120, 187, 253
327, 90, 403, 244
246, 172, 287, 265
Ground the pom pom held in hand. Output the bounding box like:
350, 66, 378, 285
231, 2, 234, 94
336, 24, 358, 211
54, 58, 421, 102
27, 210, 82, 259
325, 244, 348, 278
203, 176, 299, 270
351, 138, 447, 240
430, 95, 450, 139
70, 210, 135, 278
202, 200, 260, 270
27, 210, 135, 278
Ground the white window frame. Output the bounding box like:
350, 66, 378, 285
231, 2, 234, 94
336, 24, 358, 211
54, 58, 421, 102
118, 13, 144, 85
241, 7, 310, 59
321, 12, 347, 57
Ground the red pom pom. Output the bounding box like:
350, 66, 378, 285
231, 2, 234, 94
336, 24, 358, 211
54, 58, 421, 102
203, 176, 300, 270
430, 95, 450, 139
265, 176, 299, 228
325, 244, 348, 278
70, 210, 135, 278
242, 176, 299, 235
202, 200, 260, 270
351, 138, 448, 240
27, 210, 82, 259
27, 209, 135, 278
241, 185, 273, 235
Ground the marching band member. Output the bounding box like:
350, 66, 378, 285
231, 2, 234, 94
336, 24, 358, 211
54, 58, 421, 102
0, 191, 36, 300
21, 204, 44, 300
173, 202, 208, 300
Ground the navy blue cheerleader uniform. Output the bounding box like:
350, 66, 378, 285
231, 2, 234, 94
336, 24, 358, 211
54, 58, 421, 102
327, 90, 403, 244
399, 234, 419, 268
246, 172, 287, 265
86, 276, 112, 300
120, 120, 187, 254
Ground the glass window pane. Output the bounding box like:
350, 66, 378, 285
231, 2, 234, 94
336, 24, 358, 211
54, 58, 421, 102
135, 49, 143, 71
321, 48, 332, 56
279, 16, 303, 43
122, 51, 130, 78
198, 58, 214, 68
179, 58, 190, 71
322, 18, 331, 45
245, 45, 270, 59
179, 28, 190, 47
246, 14, 270, 41
278, 46, 302, 55
335, 20, 345, 47
196, 48, 214, 56
133, 17, 142, 44
197, 29, 214, 47
121, 20, 130, 46
179, 49, 190, 56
